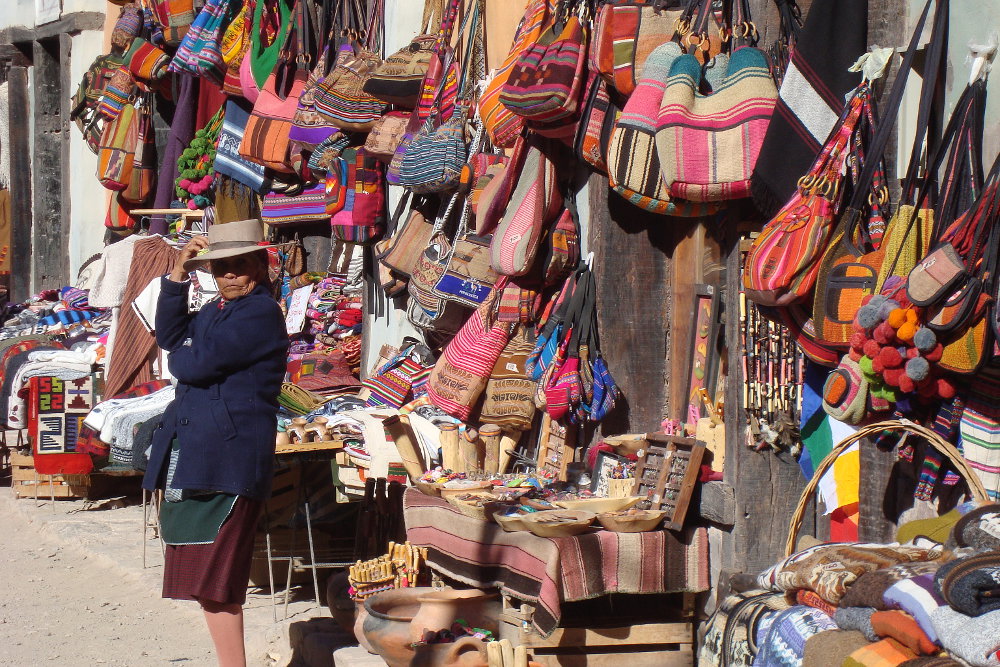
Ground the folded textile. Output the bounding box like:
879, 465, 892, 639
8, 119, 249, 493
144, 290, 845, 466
898, 658, 968, 666
104, 386, 175, 464
7, 360, 94, 429
951, 504, 1000, 551
843, 562, 944, 610
843, 637, 919, 667
803, 630, 871, 667
798, 588, 838, 617
755, 606, 838, 667
759, 543, 946, 605
871, 610, 938, 655
883, 573, 947, 645
897, 506, 970, 546
935, 552, 1000, 617
835, 606, 880, 642
930, 606, 1000, 666
88, 235, 143, 308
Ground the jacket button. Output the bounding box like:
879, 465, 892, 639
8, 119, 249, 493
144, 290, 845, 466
180, 418, 190, 426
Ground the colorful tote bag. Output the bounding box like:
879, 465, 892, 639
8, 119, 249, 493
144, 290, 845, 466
167, 0, 239, 83
479, 325, 537, 431
428, 282, 513, 420
261, 182, 329, 226
240, 46, 307, 174
97, 102, 139, 191
215, 99, 271, 193
655, 46, 777, 202
606, 41, 721, 217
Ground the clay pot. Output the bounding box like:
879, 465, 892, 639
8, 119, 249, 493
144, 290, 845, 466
354, 598, 375, 653
411, 636, 489, 667
362, 587, 439, 667
411, 589, 500, 644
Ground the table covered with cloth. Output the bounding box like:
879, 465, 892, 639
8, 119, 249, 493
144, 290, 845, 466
403, 488, 709, 636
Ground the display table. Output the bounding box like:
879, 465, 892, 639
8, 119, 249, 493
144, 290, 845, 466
403, 488, 709, 637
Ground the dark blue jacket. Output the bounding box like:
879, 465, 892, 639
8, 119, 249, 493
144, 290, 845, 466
142, 277, 288, 500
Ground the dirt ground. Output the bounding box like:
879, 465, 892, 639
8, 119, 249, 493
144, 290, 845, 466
0, 486, 325, 667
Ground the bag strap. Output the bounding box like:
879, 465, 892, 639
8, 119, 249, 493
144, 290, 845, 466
421, 0, 446, 35
842, 0, 942, 217
384, 190, 413, 238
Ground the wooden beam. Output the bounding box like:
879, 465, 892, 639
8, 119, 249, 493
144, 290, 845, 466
31, 37, 70, 290
698, 481, 736, 527
0, 12, 105, 45
6, 66, 32, 302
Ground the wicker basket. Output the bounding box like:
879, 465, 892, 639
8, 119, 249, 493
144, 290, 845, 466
785, 419, 990, 557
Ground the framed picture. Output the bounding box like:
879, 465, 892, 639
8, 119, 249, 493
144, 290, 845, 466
590, 451, 628, 495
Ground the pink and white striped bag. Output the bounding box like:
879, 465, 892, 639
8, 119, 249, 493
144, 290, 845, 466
427, 280, 512, 420
489, 142, 563, 276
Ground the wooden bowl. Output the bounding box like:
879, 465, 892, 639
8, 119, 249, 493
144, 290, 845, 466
440, 480, 494, 500
596, 509, 667, 533
494, 512, 530, 532
444, 492, 498, 521
553, 496, 643, 514
520, 510, 597, 538
413, 481, 442, 498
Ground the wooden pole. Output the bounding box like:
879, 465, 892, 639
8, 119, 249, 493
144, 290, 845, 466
383, 414, 426, 482
458, 426, 481, 474
497, 431, 519, 475
439, 423, 460, 472
480, 424, 502, 475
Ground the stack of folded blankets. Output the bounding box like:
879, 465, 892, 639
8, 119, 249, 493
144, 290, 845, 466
700, 503, 1000, 667
82, 383, 176, 467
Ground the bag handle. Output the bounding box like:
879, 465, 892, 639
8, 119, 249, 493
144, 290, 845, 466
843, 0, 943, 216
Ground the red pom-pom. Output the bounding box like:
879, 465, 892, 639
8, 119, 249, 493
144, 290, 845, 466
853, 321, 867, 334
937, 377, 957, 400
879, 346, 903, 368
874, 322, 895, 344
863, 340, 882, 359
899, 375, 916, 394
861, 294, 875, 307
883, 367, 903, 387
924, 343, 944, 363
906, 347, 921, 359
848, 348, 863, 362
850, 332, 867, 351
872, 357, 885, 374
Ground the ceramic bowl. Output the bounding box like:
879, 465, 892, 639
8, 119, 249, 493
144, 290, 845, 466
439, 480, 494, 500
553, 496, 644, 514
494, 512, 530, 532
596, 509, 667, 533
520, 509, 597, 538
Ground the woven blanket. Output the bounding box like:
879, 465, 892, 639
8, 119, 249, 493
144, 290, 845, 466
28, 375, 95, 475
403, 488, 708, 636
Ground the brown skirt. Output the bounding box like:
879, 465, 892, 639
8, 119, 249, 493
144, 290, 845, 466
162, 496, 263, 605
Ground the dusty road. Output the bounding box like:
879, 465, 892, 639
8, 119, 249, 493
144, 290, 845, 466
0, 488, 325, 667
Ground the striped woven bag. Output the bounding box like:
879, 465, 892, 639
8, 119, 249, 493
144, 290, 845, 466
478, 0, 549, 148
960, 367, 1000, 500
260, 182, 329, 226
97, 103, 139, 191
428, 280, 513, 421
655, 46, 777, 202
239, 41, 307, 174
742, 90, 866, 307
606, 41, 721, 217
499, 15, 588, 125
167, 0, 239, 84
397, 104, 470, 194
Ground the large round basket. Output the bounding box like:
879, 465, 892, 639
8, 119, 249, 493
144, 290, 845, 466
785, 419, 989, 557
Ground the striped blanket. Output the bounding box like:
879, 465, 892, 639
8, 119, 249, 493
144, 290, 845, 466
403, 488, 709, 636
960, 366, 1000, 500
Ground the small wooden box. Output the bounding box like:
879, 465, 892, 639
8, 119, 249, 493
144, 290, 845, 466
9, 451, 91, 499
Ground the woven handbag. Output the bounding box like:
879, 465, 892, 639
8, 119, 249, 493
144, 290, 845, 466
121, 99, 157, 205
590, 0, 690, 97
97, 66, 137, 121
288, 22, 343, 149
377, 192, 437, 279
959, 368, 1000, 501
428, 280, 513, 420
606, 41, 721, 217
655, 45, 777, 202
573, 76, 619, 175
479, 325, 538, 431
364, 34, 439, 107
155, 0, 196, 45
540, 190, 581, 287
433, 193, 498, 309
499, 14, 588, 126
168, 0, 239, 83
331, 148, 386, 245
240, 28, 307, 174
111, 4, 143, 53
364, 111, 411, 162
489, 140, 563, 277
397, 103, 470, 194
261, 182, 329, 226
214, 98, 271, 194
124, 37, 170, 81
742, 89, 866, 307
221, 0, 252, 96
97, 102, 139, 191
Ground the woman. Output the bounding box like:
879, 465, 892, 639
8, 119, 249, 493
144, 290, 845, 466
143, 219, 289, 667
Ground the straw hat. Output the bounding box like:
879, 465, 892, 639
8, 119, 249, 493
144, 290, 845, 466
183, 219, 276, 271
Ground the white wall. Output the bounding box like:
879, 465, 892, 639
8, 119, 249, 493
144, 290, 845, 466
67, 29, 107, 280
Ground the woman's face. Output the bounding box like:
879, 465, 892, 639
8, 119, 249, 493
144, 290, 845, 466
211, 253, 263, 301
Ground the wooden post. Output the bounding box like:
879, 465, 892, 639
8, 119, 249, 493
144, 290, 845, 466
497, 431, 519, 475
458, 426, 481, 474
439, 423, 460, 472
480, 424, 502, 475
6, 65, 32, 302
382, 415, 426, 482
